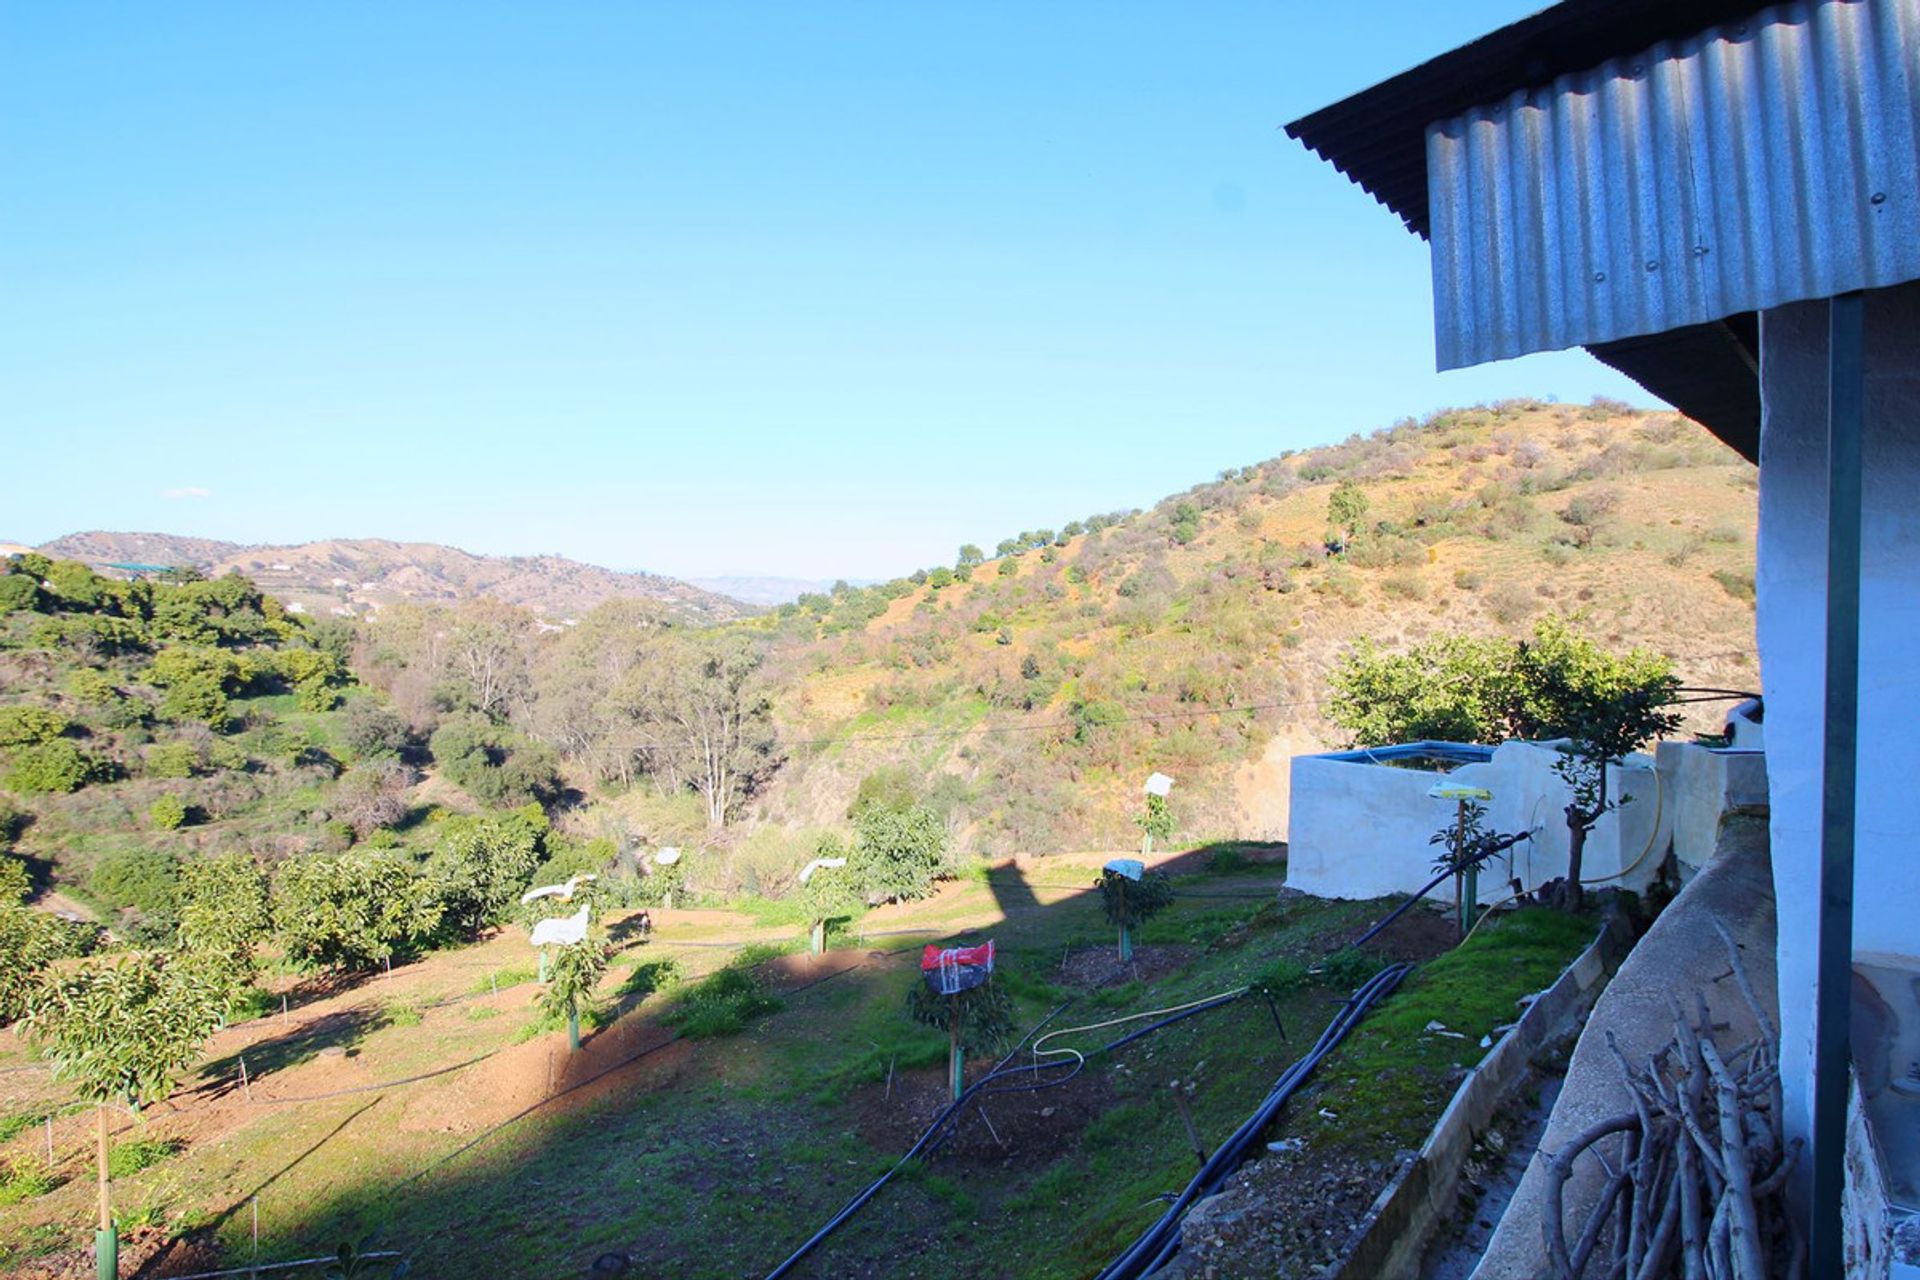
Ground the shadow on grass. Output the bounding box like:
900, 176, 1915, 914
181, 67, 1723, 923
195, 858, 1409, 1279
198, 1007, 394, 1096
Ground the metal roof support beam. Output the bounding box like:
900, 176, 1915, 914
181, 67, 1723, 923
1809, 290, 1862, 1276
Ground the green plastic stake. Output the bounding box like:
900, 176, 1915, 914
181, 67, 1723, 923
538, 948, 549, 984
567, 1003, 580, 1053
96, 1228, 117, 1280
810, 920, 825, 956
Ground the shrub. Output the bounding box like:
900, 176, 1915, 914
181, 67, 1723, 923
0, 706, 69, 748
148, 796, 188, 831
144, 742, 199, 780
5, 741, 100, 794
340, 698, 410, 760
429, 713, 560, 809
1712, 569, 1756, 602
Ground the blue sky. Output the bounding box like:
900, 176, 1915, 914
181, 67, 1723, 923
1, 2, 1651, 581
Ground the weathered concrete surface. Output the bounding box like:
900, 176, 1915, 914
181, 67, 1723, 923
1468, 813, 1777, 1280
1654, 740, 1767, 883
1321, 912, 1632, 1280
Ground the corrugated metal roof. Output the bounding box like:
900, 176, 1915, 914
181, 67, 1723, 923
1429, 0, 1920, 370
1284, 0, 1780, 239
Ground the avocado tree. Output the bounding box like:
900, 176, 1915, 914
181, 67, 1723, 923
794, 850, 861, 956
22, 955, 223, 1280
908, 943, 1011, 1101
540, 929, 609, 1052
1098, 864, 1175, 963
175, 852, 272, 1015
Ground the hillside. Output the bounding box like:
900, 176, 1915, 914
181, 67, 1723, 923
749, 398, 1759, 852
35, 533, 752, 625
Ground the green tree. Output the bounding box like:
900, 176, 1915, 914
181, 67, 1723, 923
1327, 480, 1370, 546
429, 810, 546, 940
273, 852, 443, 970
1098, 868, 1174, 961
540, 930, 609, 1051
1326, 619, 1679, 749
176, 852, 271, 997
5, 741, 101, 794
956, 544, 985, 568
849, 804, 949, 904
0, 885, 84, 1026
20, 953, 223, 1277
794, 845, 862, 954
1134, 794, 1175, 852
906, 968, 1013, 1100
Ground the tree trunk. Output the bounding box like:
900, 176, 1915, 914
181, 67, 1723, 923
95, 1104, 117, 1280
1562, 762, 1608, 913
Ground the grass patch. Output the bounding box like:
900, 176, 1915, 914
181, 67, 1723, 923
107, 1138, 180, 1179
0, 1108, 48, 1146
467, 963, 537, 996
512, 1004, 611, 1045
0, 1159, 60, 1205
385, 999, 424, 1028
660, 953, 783, 1039
1303, 908, 1596, 1159
1252, 946, 1380, 995
616, 956, 686, 1000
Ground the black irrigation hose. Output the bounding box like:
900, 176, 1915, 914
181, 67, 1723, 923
1347, 869, 1455, 951
1092, 963, 1413, 1280
760, 1000, 1074, 1280
761, 991, 1262, 1280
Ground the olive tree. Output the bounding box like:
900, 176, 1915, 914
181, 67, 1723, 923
22, 955, 223, 1279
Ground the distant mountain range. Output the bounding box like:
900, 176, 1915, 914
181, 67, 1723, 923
32, 532, 754, 624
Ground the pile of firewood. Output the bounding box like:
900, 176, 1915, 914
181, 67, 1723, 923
1543, 923, 1802, 1279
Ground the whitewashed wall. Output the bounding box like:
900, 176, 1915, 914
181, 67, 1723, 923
1757, 284, 1920, 1192
1285, 741, 1673, 902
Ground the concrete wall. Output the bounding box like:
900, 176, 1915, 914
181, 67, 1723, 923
1655, 742, 1769, 882
1756, 283, 1920, 1177
1286, 741, 1672, 902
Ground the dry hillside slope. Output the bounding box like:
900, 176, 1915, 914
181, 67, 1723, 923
755, 399, 1758, 853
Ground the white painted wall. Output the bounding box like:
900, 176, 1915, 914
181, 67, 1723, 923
1757, 284, 1920, 1187
1285, 741, 1674, 902
1655, 742, 1769, 881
